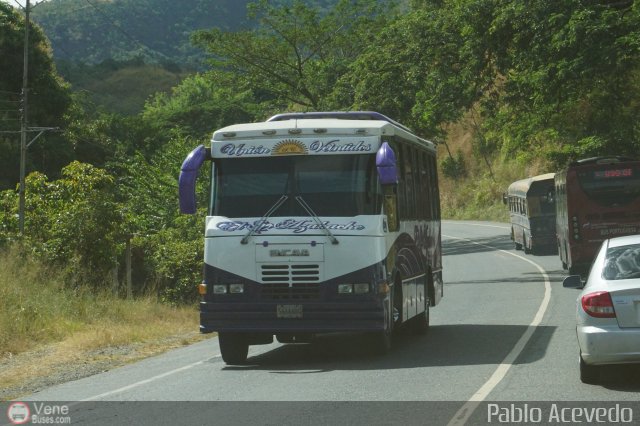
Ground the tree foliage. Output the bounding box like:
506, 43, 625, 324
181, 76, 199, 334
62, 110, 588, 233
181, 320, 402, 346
19, 162, 122, 286
0, 3, 74, 190
192, 0, 397, 110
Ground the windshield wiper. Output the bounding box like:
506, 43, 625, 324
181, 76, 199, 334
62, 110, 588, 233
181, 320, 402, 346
295, 196, 339, 245
240, 195, 288, 245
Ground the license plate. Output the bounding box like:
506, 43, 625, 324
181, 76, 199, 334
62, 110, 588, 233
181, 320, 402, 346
277, 304, 303, 319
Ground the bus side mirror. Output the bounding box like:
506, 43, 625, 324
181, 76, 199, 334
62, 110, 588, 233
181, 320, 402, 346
376, 142, 398, 185
502, 193, 508, 205
178, 145, 208, 214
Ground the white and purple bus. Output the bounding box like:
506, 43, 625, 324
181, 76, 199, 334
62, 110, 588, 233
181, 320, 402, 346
179, 111, 443, 364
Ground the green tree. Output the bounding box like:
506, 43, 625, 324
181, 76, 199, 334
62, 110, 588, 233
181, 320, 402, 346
22, 162, 123, 287
192, 0, 397, 110
0, 3, 74, 190
142, 71, 260, 145
113, 137, 208, 303
335, 1, 498, 140
480, 0, 640, 164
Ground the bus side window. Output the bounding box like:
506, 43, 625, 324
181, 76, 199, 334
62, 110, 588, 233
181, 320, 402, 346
420, 151, 431, 221
429, 154, 440, 220
404, 145, 416, 219
394, 142, 406, 219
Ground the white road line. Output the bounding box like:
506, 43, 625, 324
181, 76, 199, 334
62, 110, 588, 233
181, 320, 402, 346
79, 357, 218, 401
443, 234, 552, 426
442, 220, 510, 230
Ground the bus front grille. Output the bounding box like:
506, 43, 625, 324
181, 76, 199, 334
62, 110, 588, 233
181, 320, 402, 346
260, 264, 321, 300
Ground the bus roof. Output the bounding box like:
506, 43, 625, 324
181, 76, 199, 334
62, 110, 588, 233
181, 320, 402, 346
569, 156, 637, 167
211, 115, 435, 153
507, 173, 556, 198
266, 111, 414, 133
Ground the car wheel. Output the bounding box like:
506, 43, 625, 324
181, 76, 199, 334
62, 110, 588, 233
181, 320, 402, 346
579, 352, 599, 384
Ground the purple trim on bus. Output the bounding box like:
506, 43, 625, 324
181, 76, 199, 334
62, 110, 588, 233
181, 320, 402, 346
179, 145, 207, 214
376, 142, 398, 185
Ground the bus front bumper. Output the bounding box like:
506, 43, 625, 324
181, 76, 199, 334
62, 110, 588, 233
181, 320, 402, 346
199, 301, 385, 334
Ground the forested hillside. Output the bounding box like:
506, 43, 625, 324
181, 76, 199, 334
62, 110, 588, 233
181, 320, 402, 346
31, 0, 250, 65
1, 0, 639, 305
29, 0, 344, 113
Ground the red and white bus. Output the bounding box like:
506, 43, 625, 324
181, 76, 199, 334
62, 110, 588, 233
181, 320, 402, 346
178, 111, 443, 364
555, 156, 640, 275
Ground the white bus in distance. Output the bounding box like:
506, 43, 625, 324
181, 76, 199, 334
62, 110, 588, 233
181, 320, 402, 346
179, 111, 443, 364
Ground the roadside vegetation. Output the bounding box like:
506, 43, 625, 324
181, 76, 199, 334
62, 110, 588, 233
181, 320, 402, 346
0, 245, 203, 399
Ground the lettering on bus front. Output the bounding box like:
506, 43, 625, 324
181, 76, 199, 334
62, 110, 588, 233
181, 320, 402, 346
216, 219, 366, 234
217, 139, 374, 157
599, 226, 638, 237
308, 140, 372, 153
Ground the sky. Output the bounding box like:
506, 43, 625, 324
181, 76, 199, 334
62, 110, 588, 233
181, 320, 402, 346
2, 0, 50, 8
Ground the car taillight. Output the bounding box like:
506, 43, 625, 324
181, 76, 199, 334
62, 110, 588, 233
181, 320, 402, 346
581, 291, 616, 318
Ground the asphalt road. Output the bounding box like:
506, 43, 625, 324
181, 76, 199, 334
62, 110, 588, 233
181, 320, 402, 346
7, 221, 640, 425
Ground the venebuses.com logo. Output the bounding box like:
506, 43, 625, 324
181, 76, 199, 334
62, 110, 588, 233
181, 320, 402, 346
6, 402, 30, 425
6, 402, 71, 425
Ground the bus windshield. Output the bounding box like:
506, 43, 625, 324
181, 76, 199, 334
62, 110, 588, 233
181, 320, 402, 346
213, 154, 381, 218
576, 165, 640, 207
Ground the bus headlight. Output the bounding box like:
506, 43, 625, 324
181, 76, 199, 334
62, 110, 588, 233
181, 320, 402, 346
338, 284, 370, 294
212, 285, 228, 294
229, 283, 244, 294
338, 284, 353, 294
353, 283, 370, 294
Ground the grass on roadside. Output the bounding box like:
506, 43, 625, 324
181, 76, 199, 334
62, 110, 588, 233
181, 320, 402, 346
0, 247, 204, 398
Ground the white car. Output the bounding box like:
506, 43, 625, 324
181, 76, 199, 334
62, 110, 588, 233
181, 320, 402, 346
563, 234, 640, 384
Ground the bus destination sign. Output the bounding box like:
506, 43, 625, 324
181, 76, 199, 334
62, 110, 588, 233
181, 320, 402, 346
594, 168, 633, 179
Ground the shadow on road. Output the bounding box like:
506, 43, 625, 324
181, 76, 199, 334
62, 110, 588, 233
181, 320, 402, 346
217, 323, 555, 372
597, 365, 640, 392
442, 235, 514, 256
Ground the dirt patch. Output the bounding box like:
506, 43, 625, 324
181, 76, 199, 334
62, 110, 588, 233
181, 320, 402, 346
0, 332, 208, 401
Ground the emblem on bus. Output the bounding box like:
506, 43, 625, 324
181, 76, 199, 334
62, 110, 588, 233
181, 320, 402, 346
273, 139, 308, 155
270, 249, 310, 257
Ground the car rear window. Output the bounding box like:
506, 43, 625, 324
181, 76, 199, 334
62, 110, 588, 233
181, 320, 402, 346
603, 243, 640, 280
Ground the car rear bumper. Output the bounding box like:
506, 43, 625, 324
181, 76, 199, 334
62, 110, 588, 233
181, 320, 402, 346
577, 325, 640, 365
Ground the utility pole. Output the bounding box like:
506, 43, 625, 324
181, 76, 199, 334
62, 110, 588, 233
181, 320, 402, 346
18, 0, 31, 235
17, 0, 56, 234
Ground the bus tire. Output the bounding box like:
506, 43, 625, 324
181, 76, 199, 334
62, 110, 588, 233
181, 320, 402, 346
218, 332, 249, 365
372, 282, 398, 354
410, 298, 430, 335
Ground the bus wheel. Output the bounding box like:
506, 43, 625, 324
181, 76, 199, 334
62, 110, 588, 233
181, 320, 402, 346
410, 298, 430, 335
218, 332, 249, 365
523, 235, 531, 254
372, 285, 397, 354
